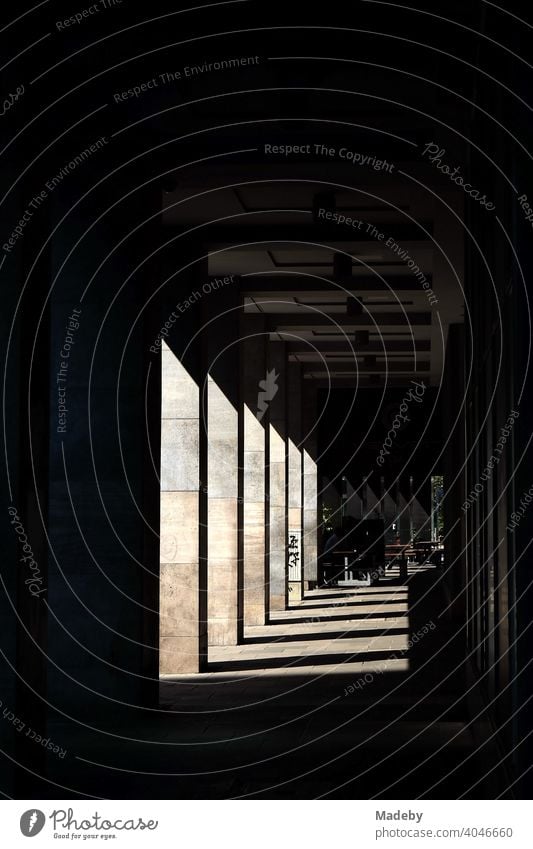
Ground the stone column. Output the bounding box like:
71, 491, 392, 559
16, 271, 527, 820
205, 286, 240, 645
13, 169, 51, 792
267, 342, 287, 613
45, 174, 162, 715
241, 320, 267, 626
302, 381, 319, 592
159, 341, 207, 674
287, 361, 303, 602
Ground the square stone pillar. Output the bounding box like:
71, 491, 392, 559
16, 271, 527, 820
159, 342, 207, 674
241, 322, 267, 626
302, 381, 319, 592
205, 287, 240, 645
267, 342, 287, 613
287, 361, 303, 602
207, 379, 239, 644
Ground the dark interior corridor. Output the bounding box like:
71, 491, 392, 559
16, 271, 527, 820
1, 0, 532, 810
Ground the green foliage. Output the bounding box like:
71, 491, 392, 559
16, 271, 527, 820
322, 503, 334, 532
432, 475, 444, 537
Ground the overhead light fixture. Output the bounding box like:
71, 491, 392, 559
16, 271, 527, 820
347, 296, 363, 315
313, 191, 336, 223
333, 253, 352, 282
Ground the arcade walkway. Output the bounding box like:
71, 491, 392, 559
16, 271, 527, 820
48, 565, 509, 799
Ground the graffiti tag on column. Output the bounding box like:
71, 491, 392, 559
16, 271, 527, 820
288, 529, 301, 580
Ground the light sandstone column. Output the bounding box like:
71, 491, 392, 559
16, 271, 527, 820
159, 341, 207, 674
287, 361, 303, 602
267, 342, 287, 613
205, 286, 239, 645
241, 320, 267, 626
302, 381, 319, 593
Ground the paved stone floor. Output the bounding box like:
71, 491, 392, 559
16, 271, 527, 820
44, 565, 511, 799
